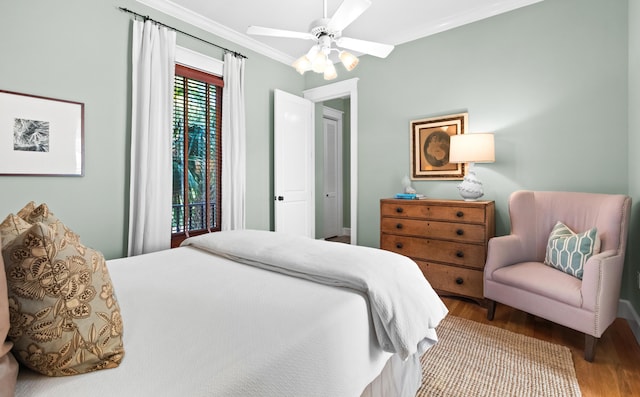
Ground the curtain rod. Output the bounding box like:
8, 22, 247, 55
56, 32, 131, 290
118, 7, 247, 59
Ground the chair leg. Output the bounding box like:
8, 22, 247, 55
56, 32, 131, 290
584, 334, 598, 362
487, 299, 496, 321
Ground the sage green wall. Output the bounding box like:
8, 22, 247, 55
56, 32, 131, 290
306, 0, 636, 308
0, 0, 304, 259
627, 1, 640, 314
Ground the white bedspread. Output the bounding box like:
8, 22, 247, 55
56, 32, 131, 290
15, 245, 420, 397
181, 230, 448, 360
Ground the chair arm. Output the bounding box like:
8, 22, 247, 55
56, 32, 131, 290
581, 250, 624, 315
484, 234, 532, 279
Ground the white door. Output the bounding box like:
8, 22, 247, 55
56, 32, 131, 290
323, 114, 342, 239
274, 89, 314, 237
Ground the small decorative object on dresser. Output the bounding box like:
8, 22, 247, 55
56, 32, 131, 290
380, 198, 495, 305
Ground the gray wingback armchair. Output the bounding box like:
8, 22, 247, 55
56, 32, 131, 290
484, 190, 631, 361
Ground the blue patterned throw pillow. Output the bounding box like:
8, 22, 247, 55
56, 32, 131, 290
544, 221, 600, 279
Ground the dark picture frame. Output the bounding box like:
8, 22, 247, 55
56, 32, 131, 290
0, 90, 84, 176
410, 112, 467, 180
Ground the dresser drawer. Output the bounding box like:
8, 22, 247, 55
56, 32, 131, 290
380, 202, 486, 223
416, 261, 484, 299
380, 234, 486, 268
380, 217, 486, 243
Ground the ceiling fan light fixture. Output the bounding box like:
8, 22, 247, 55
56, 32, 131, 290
311, 51, 327, 73
323, 60, 338, 80
339, 50, 359, 71
306, 44, 321, 59
292, 55, 312, 74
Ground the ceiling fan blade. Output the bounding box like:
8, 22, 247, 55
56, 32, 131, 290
247, 26, 316, 40
336, 37, 394, 58
327, 0, 372, 32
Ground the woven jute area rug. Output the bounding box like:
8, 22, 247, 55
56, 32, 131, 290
417, 316, 581, 397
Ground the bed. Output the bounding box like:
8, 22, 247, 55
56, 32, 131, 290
3, 223, 447, 397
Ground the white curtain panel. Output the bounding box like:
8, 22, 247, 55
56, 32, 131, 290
221, 53, 247, 230
128, 20, 176, 256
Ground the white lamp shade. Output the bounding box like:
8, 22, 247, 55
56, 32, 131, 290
449, 133, 495, 163
311, 51, 327, 73
323, 60, 337, 80
292, 55, 312, 74
339, 51, 359, 71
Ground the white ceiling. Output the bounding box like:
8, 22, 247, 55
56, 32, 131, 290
137, 0, 542, 64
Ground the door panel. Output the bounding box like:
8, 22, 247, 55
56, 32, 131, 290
274, 89, 314, 237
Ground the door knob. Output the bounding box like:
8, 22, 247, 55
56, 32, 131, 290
275, 196, 284, 201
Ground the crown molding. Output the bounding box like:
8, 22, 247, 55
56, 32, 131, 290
391, 0, 544, 45
135, 0, 295, 65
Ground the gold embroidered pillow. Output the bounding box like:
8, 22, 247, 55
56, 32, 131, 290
19, 203, 81, 247
3, 221, 124, 376
2, 201, 55, 246
21, 202, 55, 225
0, 214, 32, 247
16, 201, 36, 221
0, 240, 18, 395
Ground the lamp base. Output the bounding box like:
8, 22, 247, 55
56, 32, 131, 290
457, 169, 484, 201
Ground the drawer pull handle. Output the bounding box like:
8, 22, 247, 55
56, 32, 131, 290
456, 211, 464, 218
396, 243, 404, 249
456, 251, 464, 258
396, 207, 404, 213
456, 229, 464, 236
455, 277, 464, 285
396, 223, 403, 229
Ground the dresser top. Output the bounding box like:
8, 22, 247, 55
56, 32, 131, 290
381, 198, 494, 206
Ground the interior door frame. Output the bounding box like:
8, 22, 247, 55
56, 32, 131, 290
304, 78, 358, 245
322, 106, 343, 239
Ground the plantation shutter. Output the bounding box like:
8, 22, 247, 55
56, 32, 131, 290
172, 65, 223, 241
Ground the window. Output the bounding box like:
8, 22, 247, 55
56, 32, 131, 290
171, 64, 223, 247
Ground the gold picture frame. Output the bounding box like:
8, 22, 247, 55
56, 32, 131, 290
410, 112, 467, 180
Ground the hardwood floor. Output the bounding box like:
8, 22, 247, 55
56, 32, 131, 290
325, 235, 350, 244
441, 297, 640, 397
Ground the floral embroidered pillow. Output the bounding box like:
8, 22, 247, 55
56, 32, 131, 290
0, 240, 18, 395
0, 214, 31, 248
15, 201, 36, 221
2, 220, 124, 376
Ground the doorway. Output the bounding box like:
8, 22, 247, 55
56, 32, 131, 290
322, 106, 343, 239
304, 78, 359, 244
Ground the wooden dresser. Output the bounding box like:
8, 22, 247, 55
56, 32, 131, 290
380, 198, 495, 304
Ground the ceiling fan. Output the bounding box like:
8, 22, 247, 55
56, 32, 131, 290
246, 0, 394, 80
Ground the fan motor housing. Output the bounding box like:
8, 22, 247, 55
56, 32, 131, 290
310, 18, 336, 38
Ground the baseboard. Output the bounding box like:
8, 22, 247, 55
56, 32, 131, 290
342, 227, 351, 236
618, 299, 640, 345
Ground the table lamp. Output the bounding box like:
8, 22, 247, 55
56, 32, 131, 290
449, 133, 495, 201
